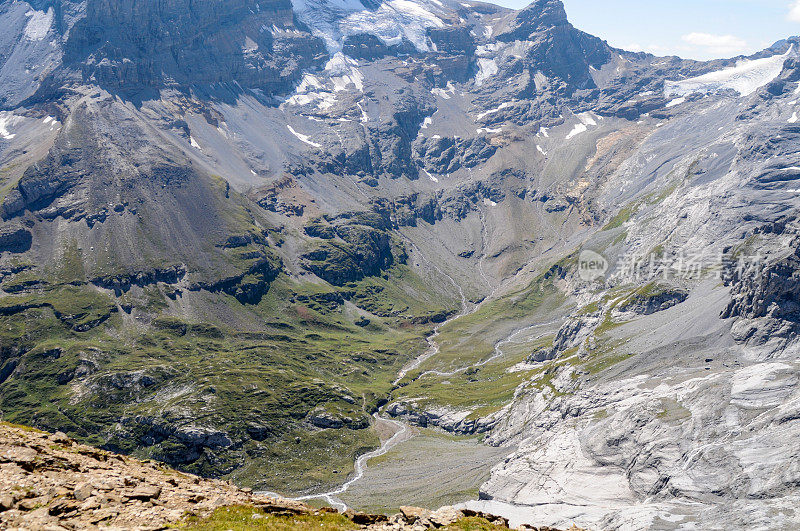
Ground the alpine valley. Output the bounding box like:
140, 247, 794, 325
1, 0, 799, 528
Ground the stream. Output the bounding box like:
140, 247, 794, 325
292, 415, 411, 511
260, 207, 562, 511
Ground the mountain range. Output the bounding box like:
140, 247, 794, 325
1, 0, 799, 528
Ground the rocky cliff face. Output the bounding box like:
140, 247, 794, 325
64, 0, 328, 94
0, 0, 799, 528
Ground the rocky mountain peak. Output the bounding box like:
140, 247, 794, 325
506, 0, 568, 35
2, 0, 800, 529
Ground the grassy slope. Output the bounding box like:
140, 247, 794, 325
184, 506, 512, 530
0, 253, 451, 494
391, 261, 570, 420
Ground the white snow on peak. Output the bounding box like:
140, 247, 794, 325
24, 8, 53, 41
291, 0, 445, 54
475, 58, 498, 86
789, 112, 799, 124
665, 46, 794, 98
287, 125, 322, 148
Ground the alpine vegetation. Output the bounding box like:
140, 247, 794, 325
0, 0, 798, 529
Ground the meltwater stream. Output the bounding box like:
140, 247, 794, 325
263, 415, 410, 511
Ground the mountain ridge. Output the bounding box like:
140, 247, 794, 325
1, 0, 799, 528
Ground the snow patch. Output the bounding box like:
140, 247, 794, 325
577, 112, 597, 126
536, 145, 547, 156
665, 47, 793, 98
287, 125, 322, 148
476, 127, 502, 134
533, 71, 549, 91
666, 97, 686, 108
298, 74, 325, 92
285, 71, 341, 110
189, 136, 202, 150
564, 112, 597, 140
356, 101, 369, 123
789, 112, 798, 124
292, 0, 445, 54
421, 116, 433, 129
0, 113, 20, 140
476, 43, 503, 56
475, 58, 498, 86
422, 169, 439, 182
24, 8, 53, 41
326, 53, 364, 92
476, 101, 513, 120
565, 123, 587, 140
432, 81, 456, 99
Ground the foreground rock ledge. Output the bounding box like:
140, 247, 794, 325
0, 422, 577, 530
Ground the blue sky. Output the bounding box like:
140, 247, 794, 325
487, 0, 796, 60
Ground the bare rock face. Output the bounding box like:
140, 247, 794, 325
0, 223, 32, 253
1, 0, 799, 529
63, 0, 328, 94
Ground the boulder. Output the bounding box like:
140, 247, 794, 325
429, 506, 464, 526
125, 485, 161, 501
73, 482, 93, 502
399, 505, 431, 522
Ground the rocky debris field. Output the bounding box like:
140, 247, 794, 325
0, 421, 308, 529
0, 422, 578, 530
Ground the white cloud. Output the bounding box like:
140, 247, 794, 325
789, 1, 800, 22
681, 32, 748, 56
